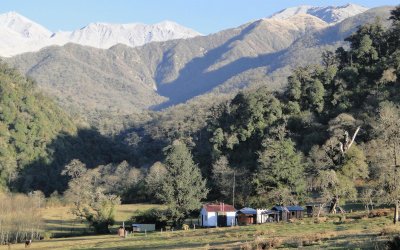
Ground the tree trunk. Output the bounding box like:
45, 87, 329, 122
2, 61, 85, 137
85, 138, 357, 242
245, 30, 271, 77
394, 201, 399, 224
329, 198, 338, 214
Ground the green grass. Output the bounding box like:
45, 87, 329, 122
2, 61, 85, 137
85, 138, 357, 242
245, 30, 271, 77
39, 204, 161, 237
1, 207, 397, 249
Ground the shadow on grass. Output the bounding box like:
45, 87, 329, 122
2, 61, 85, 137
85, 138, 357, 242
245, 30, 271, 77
45, 236, 112, 243
320, 233, 388, 249
90, 239, 243, 250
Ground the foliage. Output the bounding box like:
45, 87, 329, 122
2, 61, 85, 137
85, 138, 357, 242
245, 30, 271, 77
254, 135, 305, 206
0, 62, 76, 190
157, 141, 208, 227
130, 208, 169, 230
63, 160, 121, 233
374, 103, 400, 207
145, 162, 167, 203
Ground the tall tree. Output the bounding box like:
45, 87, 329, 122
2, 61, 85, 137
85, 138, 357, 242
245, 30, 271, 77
158, 140, 208, 227
211, 156, 234, 202
310, 114, 367, 213
254, 132, 305, 206
145, 161, 167, 202
63, 160, 120, 233
375, 102, 400, 224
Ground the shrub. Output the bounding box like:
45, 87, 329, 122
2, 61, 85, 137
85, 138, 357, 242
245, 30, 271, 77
380, 226, 400, 236
369, 209, 389, 218
130, 208, 169, 230
387, 236, 400, 250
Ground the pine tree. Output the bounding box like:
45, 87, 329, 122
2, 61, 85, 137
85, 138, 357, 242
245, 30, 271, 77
254, 136, 305, 206
158, 140, 208, 226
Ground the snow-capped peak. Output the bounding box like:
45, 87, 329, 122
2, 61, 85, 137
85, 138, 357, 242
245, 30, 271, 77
0, 12, 202, 57
49, 20, 202, 49
0, 11, 52, 39
270, 3, 369, 24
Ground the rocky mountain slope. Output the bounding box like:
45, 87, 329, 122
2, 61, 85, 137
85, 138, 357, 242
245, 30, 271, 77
6, 14, 327, 114
0, 12, 200, 57
270, 3, 368, 24
5, 6, 393, 125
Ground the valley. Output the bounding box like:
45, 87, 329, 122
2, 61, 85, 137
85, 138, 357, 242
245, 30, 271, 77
1, 2, 400, 249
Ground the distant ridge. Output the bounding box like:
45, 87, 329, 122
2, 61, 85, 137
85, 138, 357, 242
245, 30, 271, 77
270, 3, 369, 24
5, 6, 393, 123
0, 12, 201, 57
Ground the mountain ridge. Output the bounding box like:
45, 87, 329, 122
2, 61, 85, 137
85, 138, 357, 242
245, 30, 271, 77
5, 6, 393, 126
270, 3, 369, 24
0, 12, 201, 57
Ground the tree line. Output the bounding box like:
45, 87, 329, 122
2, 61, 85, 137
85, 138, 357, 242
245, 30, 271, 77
1, 6, 400, 232
64, 5, 400, 227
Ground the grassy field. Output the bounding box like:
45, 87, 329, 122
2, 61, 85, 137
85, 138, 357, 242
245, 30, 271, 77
1, 205, 398, 250
39, 204, 161, 237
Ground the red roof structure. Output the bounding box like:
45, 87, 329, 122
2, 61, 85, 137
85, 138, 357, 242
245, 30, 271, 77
203, 203, 236, 212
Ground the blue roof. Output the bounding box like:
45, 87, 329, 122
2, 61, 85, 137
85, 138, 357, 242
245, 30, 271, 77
272, 206, 304, 211
237, 207, 257, 214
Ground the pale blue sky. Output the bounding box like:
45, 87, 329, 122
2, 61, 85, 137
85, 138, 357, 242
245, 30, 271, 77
0, 0, 398, 34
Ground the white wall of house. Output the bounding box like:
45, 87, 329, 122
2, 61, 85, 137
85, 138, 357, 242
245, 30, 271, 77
200, 208, 217, 227
256, 209, 268, 224
207, 211, 218, 227
200, 209, 236, 227
226, 212, 236, 226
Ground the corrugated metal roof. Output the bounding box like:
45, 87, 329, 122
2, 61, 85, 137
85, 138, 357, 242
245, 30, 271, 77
261, 210, 279, 214
237, 207, 257, 214
203, 203, 236, 212
287, 206, 304, 211
272, 206, 304, 211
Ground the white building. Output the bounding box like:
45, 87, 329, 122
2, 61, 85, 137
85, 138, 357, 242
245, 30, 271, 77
199, 203, 236, 227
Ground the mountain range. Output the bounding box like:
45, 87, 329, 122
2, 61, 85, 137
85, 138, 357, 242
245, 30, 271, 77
0, 4, 369, 57
3, 4, 393, 127
269, 3, 368, 23
0, 12, 201, 57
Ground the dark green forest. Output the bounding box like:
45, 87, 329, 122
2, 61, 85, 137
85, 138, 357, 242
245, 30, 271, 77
1, 7, 400, 223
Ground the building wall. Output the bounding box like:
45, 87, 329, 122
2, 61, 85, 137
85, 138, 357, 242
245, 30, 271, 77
207, 211, 218, 227
200, 209, 236, 227
256, 209, 268, 224
200, 209, 217, 227
226, 212, 236, 226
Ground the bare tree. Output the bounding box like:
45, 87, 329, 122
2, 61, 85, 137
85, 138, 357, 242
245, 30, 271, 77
375, 102, 400, 224
0, 192, 43, 245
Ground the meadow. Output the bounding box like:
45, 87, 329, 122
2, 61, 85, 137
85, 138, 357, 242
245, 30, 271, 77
0, 204, 398, 250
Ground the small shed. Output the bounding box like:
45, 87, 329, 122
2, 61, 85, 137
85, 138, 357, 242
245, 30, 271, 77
237, 207, 257, 225
131, 224, 156, 232
258, 209, 280, 223
200, 203, 236, 227
272, 206, 304, 221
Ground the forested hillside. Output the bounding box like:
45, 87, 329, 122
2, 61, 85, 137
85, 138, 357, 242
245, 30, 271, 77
113, 6, 400, 215
0, 62, 76, 188
0, 63, 135, 194
6, 7, 392, 129
198, 7, 400, 210
1, 5, 400, 230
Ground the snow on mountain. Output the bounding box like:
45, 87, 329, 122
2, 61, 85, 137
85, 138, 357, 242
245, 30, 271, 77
0, 12, 54, 57
270, 3, 369, 24
0, 12, 201, 57
0, 11, 52, 39
0, 4, 367, 57
50, 21, 201, 49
